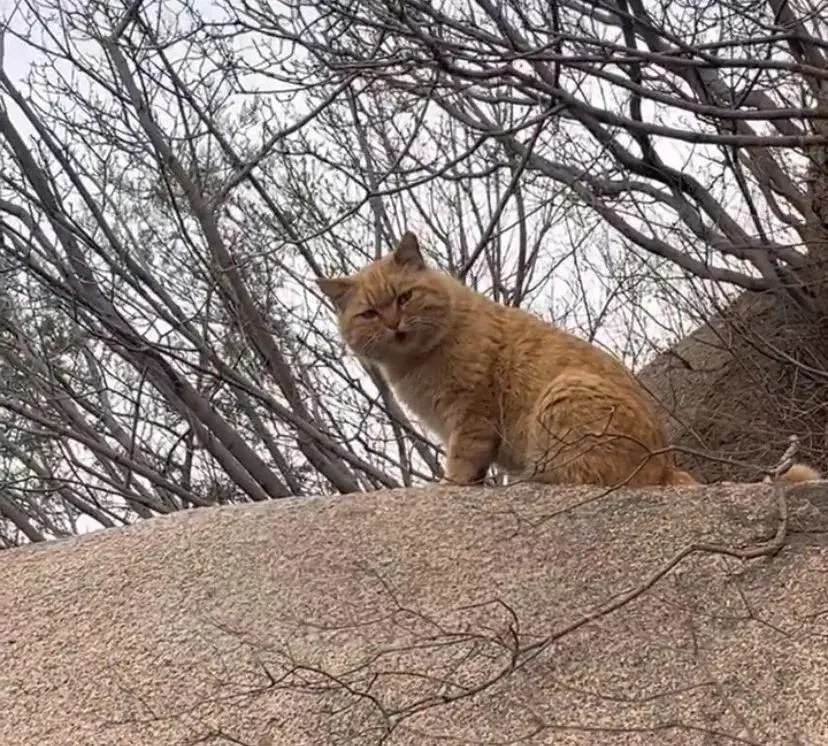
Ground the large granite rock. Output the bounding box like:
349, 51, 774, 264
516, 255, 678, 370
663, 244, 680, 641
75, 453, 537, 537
638, 290, 828, 483
1, 481, 827, 745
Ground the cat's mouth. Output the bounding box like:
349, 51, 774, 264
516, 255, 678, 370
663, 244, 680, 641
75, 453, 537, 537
394, 330, 408, 343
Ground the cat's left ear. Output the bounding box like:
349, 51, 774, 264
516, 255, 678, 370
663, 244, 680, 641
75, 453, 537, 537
392, 231, 426, 271
316, 276, 355, 312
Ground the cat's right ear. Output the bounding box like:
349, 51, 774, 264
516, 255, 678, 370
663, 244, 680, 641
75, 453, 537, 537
316, 276, 355, 312
392, 231, 426, 271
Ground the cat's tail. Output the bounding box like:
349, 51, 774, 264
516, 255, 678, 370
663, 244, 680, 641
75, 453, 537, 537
665, 462, 821, 486
765, 462, 821, 484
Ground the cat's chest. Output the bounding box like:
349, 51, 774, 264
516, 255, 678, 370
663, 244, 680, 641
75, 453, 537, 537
383, 366, 458, 439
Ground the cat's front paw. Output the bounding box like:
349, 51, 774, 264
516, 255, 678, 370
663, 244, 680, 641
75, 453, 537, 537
439, 475, 483, 487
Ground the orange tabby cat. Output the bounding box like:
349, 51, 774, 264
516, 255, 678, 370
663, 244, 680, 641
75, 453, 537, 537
318, 232, 821, 487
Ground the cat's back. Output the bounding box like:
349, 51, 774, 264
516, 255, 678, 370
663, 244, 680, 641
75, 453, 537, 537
476, 299, 636, 390
384, 279, 641, 430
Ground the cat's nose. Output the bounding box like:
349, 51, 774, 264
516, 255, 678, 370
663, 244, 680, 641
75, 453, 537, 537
381, 312, 400, 330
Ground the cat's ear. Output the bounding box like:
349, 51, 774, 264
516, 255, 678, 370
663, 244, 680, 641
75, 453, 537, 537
316, 276, 355, 312
392, 231, 426, 271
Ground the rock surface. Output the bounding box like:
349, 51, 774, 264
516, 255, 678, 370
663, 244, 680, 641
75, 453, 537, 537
638, 290, 828, 483
1, 481, 828, 745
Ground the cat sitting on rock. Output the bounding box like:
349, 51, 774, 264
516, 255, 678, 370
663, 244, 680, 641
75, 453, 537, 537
318, 232, 819, 488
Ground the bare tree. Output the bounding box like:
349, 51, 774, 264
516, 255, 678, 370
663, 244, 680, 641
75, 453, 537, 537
0, 0, 826, 544
0, 0, 421, 544
228, 0, 828, 479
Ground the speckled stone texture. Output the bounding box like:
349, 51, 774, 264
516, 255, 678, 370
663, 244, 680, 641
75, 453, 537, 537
1, 481, 827, 745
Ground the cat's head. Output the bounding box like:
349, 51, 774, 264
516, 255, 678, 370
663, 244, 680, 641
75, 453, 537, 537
317, 232, 454, 363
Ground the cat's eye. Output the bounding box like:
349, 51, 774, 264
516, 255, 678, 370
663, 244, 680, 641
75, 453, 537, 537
398, 290, 413, 304
359, 308, 378, 319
